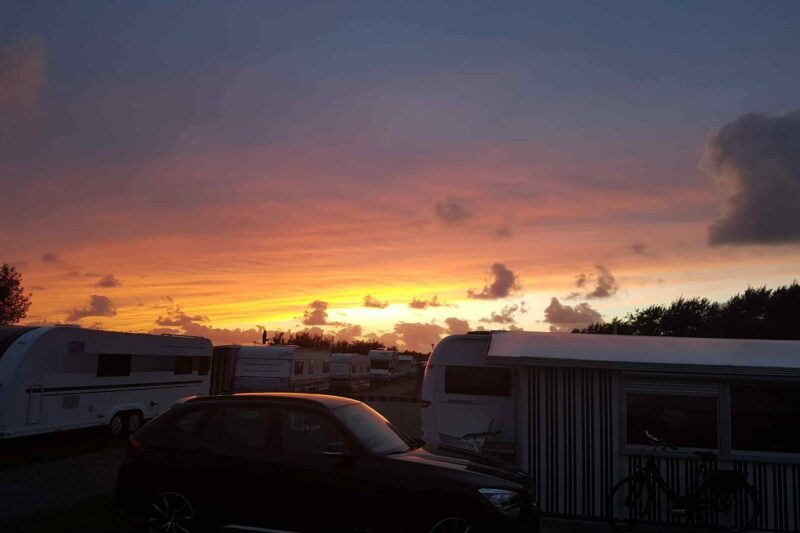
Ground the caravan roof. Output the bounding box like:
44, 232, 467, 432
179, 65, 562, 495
485, 331, 800, 377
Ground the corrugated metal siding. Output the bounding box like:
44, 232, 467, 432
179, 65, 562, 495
527, 367, 617, 518
525, 366, 799, 530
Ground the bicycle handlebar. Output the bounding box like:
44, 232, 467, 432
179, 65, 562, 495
645, 429, 678, 451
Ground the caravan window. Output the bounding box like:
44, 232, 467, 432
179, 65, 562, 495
372, 360, 391, 370
294, 360, 305, 375
322, 361, 330, 374
96, 353, 131, 377
731, 384, 800, 453
444, 366, 512, 397
197, 357, 210, 376
626, 393, 717, 449
174, 357, 193, 375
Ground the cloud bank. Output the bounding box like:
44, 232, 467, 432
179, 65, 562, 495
543, 297, 602, 332
67, 295, 117, 321
702, 111, 800, 245
363, 295, 389, 309
467, 263, 521, 300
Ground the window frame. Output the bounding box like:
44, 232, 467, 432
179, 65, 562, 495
621, 379, 723, 456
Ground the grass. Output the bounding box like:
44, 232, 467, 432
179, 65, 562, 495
0, 493, 136, 533
0, 427, 127, 470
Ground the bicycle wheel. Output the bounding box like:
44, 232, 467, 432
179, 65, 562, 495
606, 474, 654, 528
691, 480, 760, 533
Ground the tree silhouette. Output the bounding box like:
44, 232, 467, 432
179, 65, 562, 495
0, 263, 32, 325
574, 282, 800, 340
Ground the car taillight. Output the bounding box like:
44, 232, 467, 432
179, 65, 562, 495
127, 437, 143, 459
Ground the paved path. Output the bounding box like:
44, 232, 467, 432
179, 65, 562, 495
0, 446, 125, 520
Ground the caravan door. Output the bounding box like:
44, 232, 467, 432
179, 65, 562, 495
434, 365, 517, 462
27, 384, 44, 425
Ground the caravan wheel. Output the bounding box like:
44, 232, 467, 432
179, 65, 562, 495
108, 413, 124, 436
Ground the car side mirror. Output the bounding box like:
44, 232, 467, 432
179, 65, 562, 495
322, 441, 349, 456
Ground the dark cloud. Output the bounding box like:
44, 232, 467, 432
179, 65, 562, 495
334, 324, 363, 342
444, 317, 470, 334
543, 297, 602, 333
96, 274, 122, 288
392, 322, 445, 352
702, 111, 800, 245
631, 243, 648, 255
151, 305, 264, 345
301, 300, 346, 326
66, 295, 117, 321
569, 265, 619, 299
0, 35, 45, 112
434, 198, 472, 225
495, 225, 512, 238
42, 252, 63, 264
467, 263, 521, 300
363, 295, 389, 309
408, 295, 447, 309
479, 302, 528, 324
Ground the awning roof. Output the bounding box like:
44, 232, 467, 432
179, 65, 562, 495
486, 331, 800, 377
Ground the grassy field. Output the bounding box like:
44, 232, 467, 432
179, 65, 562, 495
0, 427, 126, 470
0, 493, 135, 533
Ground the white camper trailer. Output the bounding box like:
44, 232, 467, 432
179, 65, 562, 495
0, 326, 212, 439
397, 354, 415, 377
421, 331, 800, 531
330, 353, 370, 391
210, 345, 330, 394
368, 349, 398, 382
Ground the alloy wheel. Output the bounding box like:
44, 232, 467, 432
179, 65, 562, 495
148, 492, 195, 533
428, 516, 472, 533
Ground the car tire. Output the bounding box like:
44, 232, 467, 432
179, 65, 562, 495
421, 505, 477, 533
147, 491, 196, 533
126, 411, 142, 433
108, 413, 124, 437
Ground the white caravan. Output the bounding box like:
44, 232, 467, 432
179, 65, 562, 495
368, 349, 398, 382
330, 353, 370, 391
422, 331, 800, 530
0, 326, 212, 439
210, 345, 330, 394
397, 354, 415, 377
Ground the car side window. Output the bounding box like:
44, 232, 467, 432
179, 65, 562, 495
169, 406, 220, 443
220, 406, 272, 449
279, 408, 347, 455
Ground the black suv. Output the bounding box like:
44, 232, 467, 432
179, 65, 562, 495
117, 393, 539, 533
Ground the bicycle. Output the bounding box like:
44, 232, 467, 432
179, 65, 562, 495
606, 431, 760, 532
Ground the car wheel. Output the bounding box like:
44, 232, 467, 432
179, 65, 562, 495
108, 413, 124, 436
427, 515, 473, 533
148, 491, 195, 533
126, 411, 142, 433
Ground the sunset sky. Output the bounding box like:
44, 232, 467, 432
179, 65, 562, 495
2, 1, 799, 351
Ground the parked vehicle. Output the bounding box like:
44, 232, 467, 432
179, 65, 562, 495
368, 349, 398, 382
330, 352, 370, 391
117, 392, 540, 533
397, 354, 415, 377
210, 345, 330, 394
421, 330, 800, 530
0, 326, 211, 439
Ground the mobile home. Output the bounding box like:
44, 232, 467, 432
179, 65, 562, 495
0, 326, 212, 439
368, 349, 398, 382
421, 331, 800, 532
397, 354, 415, 377
210, 345, 330, 394
330, 353, 370, 391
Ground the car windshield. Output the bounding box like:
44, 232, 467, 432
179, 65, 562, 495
332, 403, 417, 455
